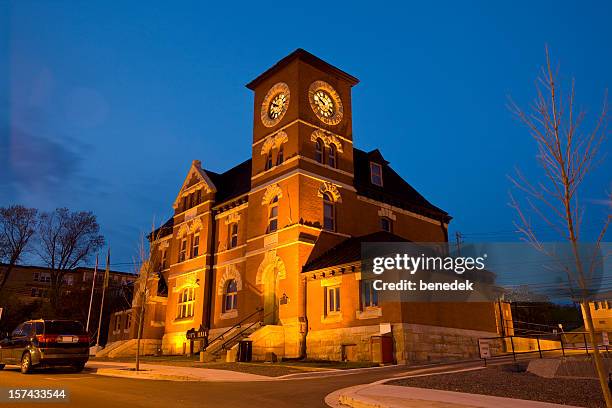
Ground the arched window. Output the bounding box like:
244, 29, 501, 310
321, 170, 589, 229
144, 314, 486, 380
177, 287, 195, 319
268, 196, 279, 233
224, 279, 238, 312
328, 144, 337, 168
229, 223, 238, 248
315, 138, 324, 164
276, 146, 284, 166
265, 151, 273, 170
323, 193, 335, 231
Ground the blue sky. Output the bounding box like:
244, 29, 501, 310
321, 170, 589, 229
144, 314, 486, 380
1, 1, 610, 271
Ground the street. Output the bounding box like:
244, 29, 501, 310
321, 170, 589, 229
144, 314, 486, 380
0, 361, 485, 408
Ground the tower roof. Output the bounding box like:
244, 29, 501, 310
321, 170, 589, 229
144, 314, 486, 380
246, 48, 359, 90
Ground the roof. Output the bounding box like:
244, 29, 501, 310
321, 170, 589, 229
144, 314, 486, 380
205, 159, 252, 204
246, 48, 359, 90
302, 231, 408, 272
353, 148, 451, 223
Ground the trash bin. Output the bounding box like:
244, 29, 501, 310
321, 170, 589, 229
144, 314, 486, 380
237, 340, 253, 362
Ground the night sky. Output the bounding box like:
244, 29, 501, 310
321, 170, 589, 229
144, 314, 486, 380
1, 1, 610, 271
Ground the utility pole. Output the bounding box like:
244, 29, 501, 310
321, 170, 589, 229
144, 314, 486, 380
455, 231, 463, 256
86, 254, 99, 333
96, 248, 110, 347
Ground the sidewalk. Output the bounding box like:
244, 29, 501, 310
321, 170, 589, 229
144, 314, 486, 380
331, 383, 581, 408
88, 361, 271, 382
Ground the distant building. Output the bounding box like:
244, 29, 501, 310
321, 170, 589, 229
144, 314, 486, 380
0, 263, 136, 304
108, 49, 506, 363
583, 298, 612, 332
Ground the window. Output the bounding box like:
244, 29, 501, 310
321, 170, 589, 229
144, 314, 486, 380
189, 193, 194, 208
370, 162, 383, 186
196, 189, 201, 205
268, 196, 279, 233
182, 196, 188, 211
224, 279, 238, 312
192, 234, 199, 258
595, 302, 600, 310
126, 313, 132, 330
63, 275, 74, 286
39, 273, 50, 283
179, 239, 187, 262
276, 146, 284, 166
325, 286, 341, 314
177, 287, 195, 319
381, 217, 392, 233
328, 144, 337, 168
161, 249, 167, 269
229, 223, 238, 248
33, 272, 39, 281
114, 315, 121, 331
315, 138, 324, 163
265, 151, 273, 170
323, 194, 335, 231
361, 280, 379, 308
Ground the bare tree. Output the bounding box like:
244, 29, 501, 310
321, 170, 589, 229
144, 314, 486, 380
0, 205, 38, 292
133, 224, 163, 371
509, 46, 611, 406
37, 208, 105, 313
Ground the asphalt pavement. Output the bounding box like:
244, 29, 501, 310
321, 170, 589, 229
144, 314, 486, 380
0, 360, 486, 408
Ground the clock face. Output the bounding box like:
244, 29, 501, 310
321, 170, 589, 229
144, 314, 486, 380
313, 90, 334, 118
308, 81, 343, 125
269, 93, 288, 120
261, 82, 290, 127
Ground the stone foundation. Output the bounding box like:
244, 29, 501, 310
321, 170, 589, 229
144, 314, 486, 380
306, 323, 498, 363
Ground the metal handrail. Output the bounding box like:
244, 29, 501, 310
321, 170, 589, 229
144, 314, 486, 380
219, 309, 277, 351
203, 307, 263, 352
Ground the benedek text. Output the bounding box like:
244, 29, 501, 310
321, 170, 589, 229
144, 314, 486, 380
373, 279, 475, 291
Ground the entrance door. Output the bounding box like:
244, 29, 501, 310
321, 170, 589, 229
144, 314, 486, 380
263, 266, 278, 325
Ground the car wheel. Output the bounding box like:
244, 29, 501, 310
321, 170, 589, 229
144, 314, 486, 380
73, 362, 86, 372
20, 352, 32, 374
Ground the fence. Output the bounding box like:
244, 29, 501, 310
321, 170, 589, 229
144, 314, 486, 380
478, 331, 612, 363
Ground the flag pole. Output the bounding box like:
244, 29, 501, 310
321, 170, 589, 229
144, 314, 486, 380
86, 253, 99, 333
96, 248, 110, 347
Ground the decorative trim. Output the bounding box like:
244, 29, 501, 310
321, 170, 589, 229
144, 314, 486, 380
172, 160, 217, 209
320, 276, 342, 287
308, 80, 344, 126
320, 312, 343, 324
224, 211, 241, 226
356, 195, 443, 225
378, 207, 396, 221
252, 119, 354, 147
356, 307, 383, 320
317, 181, 342, 203
220, 309, 238, 320
260, 130, 288, 155
256, 251, 286, 285
262, 183, 282, 205
217, 264, 243, 295
177, 217, 203, 237
172, 271, 200, 293
310, 130, 343, 153
261, 82, 290, 128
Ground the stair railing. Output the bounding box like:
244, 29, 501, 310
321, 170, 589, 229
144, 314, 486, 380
203, 307, 263, 352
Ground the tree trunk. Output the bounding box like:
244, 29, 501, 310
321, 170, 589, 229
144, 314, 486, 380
582, 301, 612, 407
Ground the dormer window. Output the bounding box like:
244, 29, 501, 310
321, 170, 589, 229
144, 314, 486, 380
370, 162, 383, 186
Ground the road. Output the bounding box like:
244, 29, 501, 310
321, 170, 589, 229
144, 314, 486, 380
0, 360, 489, 408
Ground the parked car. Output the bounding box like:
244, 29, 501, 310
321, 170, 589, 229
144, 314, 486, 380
0, 319, 89, 374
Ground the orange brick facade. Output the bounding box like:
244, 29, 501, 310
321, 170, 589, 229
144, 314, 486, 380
116, 50, 503, 362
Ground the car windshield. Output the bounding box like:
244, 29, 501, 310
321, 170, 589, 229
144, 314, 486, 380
44, 321, 85, 335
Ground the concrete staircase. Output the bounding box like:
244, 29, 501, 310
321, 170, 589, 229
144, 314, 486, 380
96, 339, 161, 358
200, 322, 263, 362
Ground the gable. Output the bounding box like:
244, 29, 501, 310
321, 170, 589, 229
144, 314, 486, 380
172, 160, 217, 209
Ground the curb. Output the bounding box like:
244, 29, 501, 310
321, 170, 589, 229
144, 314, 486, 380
94, 368, 198, 382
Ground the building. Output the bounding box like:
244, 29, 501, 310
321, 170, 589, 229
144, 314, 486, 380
583, 298, 612, 332
0, 263, 136, 304
110, 49, 505, 362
